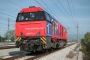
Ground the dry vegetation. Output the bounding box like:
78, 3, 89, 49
66, 44, 79, 59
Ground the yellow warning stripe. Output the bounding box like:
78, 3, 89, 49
42, 37, 46, 41
16, 37, 19, 41
40, 38, 46, 44
40, 37, 46, 44
16, 37, 21, 41
19, 37, 21, 41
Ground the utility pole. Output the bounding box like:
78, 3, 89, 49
7, 18, 10, 44
77, 21, 80, 60
77, 21, 79, 43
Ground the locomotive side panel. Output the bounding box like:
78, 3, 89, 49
46, 21, 52, 36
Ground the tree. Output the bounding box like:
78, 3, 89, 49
0, 36, 6, 42
81, 32, 90, 60
0, 35, 1, 42
1, 37, 7, 42
4, 30, 15, 42
81, 32, 90, 43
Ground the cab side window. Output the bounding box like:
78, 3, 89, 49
45, 12, 51, 22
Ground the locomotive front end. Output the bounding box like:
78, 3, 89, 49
15, 7, 47, 52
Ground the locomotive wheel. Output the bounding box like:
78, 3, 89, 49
56, 43, 59, 48
51, 48, 53, 51
45, 49, 48, 53
20, 45, 24, 51
61, 40, 66, 47
20, 44, 30, 51
49, 48, 53, 53
43, 49, 48, 53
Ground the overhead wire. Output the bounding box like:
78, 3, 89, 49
40, 0, 56, 16
0, 16, 15, 22
58, 0, 72, 19
0, 12, 16, 18
0, 0, 23, 19
7, 0, 76, 29
40, 0, 62, 22
34, 0, 49, 13
52, 0, 76, 27
71, 0, 77, 22
8, 0, 23, 8
1, 0, 77, 39
57, 0, 77, 38
35, 0, 59, 21
35, 0, 63, 25
0, 29, 7, 31
0, 9, 16, 16
0, 23, 7, 25
67, 0, 79, 41
40, 0, 58, 19
58, 0, 77, 27
35, 0, 62, 25
0, 27, 8, 29
0, 22, 14, 26
35, 0, 76, 39
0, 0, 20, 36
40, 0, 69, 28
40, 0, 77, 38
36, 0, 77, 39
0, 17, 15, 31
66, 0, 76, 27
52, 0, 72, 22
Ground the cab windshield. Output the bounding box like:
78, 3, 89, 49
16, 12, 45, 21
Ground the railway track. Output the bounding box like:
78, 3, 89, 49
0, 46, 16, 50
2, 42, 76, 60
0, 42, 74, 50
26, 43, 75, 60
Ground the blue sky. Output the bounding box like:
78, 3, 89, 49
0, 0, 90, 40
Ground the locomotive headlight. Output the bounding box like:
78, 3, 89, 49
23, 40, 27, 44
23, 41, 27, 44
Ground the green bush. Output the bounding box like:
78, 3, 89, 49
81, 32, 90, 60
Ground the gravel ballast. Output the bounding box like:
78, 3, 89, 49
36, 44, 77, 60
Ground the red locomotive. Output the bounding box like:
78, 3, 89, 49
15, 6, 68, 52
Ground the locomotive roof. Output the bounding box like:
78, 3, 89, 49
18, 6, 67, 30
19, 6, 44, 13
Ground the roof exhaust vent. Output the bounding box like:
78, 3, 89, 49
29, 6, 36, 8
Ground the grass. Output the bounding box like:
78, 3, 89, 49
0, 56, 2, 60
81, 43, 90, 60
